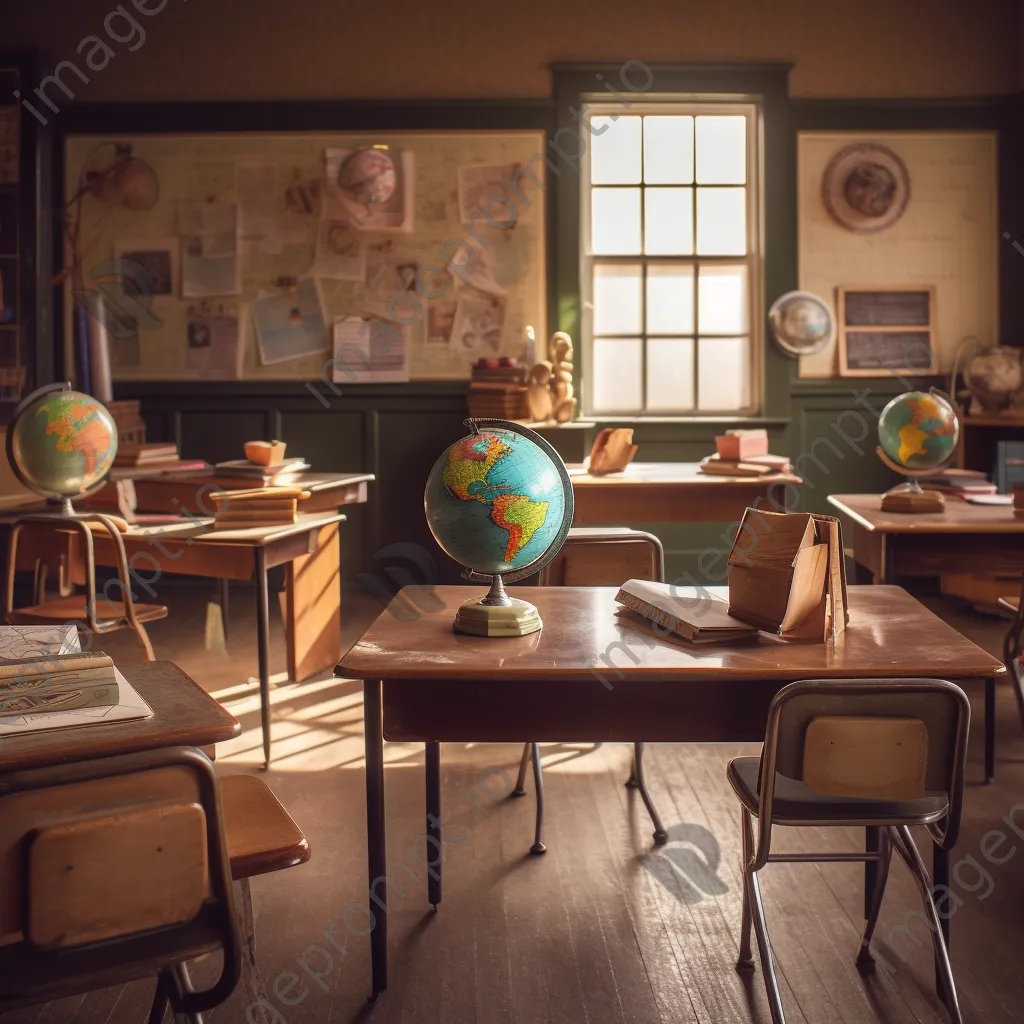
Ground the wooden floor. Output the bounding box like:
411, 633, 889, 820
4, 582, 1024, 1023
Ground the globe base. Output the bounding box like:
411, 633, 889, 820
880, 481, 945, 514
453, 597, 542, 637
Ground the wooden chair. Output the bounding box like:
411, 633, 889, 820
727, 678, 970, 1024
514, 528, 667, 853
0, 746, 241, 1021
998, 576, 1024, 729
3, 513, 167, 660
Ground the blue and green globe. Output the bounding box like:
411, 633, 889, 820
425, 424, 572, 577
877, 390, 959, 472
7, 385, 118, 500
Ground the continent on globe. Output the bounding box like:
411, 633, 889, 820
442, 433, 549, 561
878, 390, 958, 473
39, 394, 112, 475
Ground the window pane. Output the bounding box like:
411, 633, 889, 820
695, 116, 747, 184
647, 338, 694, 411
591, 116, 642, 184
698, 265, 748, 334
696, 187, 746, 255
697, 337, 748, 410
591, 188, 641, 254
646, 264, 694, 334
643, 116, 694, 184
593, 337, 642, 412
644, 188, 693, 255
593, 263, 643, 334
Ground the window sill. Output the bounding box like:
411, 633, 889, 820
579, 415, 791, 427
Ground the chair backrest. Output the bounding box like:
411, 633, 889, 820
540, 528, 665, 586
762, 678, 970, 844
5, 514, 141, 633
0, 747, 240, 1013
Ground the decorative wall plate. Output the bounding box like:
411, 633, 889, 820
822, 142, 910, 234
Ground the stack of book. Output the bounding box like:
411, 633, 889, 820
921, 468, 997, 498
209, 486, 311, 528
110, 442, 208, 478
615, 580, 759, 644
699, 429, 791, 477
0, 652, 119, 717
467, 357, 528, 419
214, 457, 311, 486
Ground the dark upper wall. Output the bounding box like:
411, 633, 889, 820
4, 0, 1022, 103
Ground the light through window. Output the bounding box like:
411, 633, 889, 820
581, 104, 761, 415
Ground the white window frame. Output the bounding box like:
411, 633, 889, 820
579, 97, 764, 418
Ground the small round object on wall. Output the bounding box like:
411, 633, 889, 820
768, 290, 835, 358
338, 147, 396, 207
821, 142, 910, 234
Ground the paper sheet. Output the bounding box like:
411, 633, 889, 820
186, 301, 242, 379
449, 290, 507, 356
237, 163, 284, 256
311, 212, 366, 280
458, 162, 523, 226
113, 237, 179, 297
365, 242, 420, 318
177, 201, 239, 297
253, 277, 328, 365
332, 316, 409, 384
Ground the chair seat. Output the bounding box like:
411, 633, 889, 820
727, 756, 949, 825
6, 595, 168, 626
219, 774, 310, 880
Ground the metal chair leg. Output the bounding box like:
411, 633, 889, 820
237, 877, 273, 1022
737, 809, 755, 970
892, 826, 963, 1024
134, 619, 157, 661
628, 742, 668, 844
170, 963, 204, 1024
858, 826, 894, 967
626, 745, 638, 788
512, 742, 531, 797
530, 742, 546, 855
747, 859, 787, 1024
148, 976, 170, 1024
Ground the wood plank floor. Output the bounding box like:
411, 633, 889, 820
3, 583, 1024, 1023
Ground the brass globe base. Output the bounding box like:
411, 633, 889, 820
453, 598, 542, 637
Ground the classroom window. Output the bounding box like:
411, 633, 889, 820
581, 103, 761, 415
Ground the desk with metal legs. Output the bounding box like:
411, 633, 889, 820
337, 584, 1003, 1000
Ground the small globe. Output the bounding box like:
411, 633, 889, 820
7, 385, 118, 501
424, 422, 573, 578
877, 390, 959, 473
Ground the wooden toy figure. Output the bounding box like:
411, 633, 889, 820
549, 332, 576, 423
524, 360, 554, 422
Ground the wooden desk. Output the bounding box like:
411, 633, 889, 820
828, 493, 1024, 584
337, 584, 1002, 998
111, 471, 373, 516
16, 513, 344, 768
569, 462, 802, 524
0, 661, 239, 773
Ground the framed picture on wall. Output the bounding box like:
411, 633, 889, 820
837, 284, 936, 377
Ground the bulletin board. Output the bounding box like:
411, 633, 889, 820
797, 131, 998, 377
62, 130, 547, 382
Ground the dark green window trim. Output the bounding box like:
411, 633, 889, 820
550, 62, 797, 423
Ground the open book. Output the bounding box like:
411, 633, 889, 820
615, 580, 760, 644
727, 509, 848, 641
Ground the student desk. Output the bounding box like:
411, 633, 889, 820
827, 493, 1024, 584
336, 584, 1003, 998
13, 513, 344, 768
0, 661, 240, 773
569, 462, 802, 524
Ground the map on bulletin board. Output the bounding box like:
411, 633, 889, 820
62, 131, 547, 382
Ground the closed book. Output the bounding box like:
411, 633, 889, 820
215, 510, 297, 526
699, 457, 774, 477
615, 580, 759, 644
215, 457, 308, 475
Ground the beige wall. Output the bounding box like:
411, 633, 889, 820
5, 0, 1022, 104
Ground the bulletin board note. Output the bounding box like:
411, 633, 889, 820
797, 131, 998, 377
63, 131, 547, 382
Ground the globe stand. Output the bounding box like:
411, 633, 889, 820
876, 447, 946, 513
453, 574, 542, 638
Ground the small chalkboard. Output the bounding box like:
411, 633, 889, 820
837, 285, 935, 377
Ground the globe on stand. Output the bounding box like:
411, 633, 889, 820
875, 389, 959, 513
6, 382, 118, 516
424, 419, 574, 637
